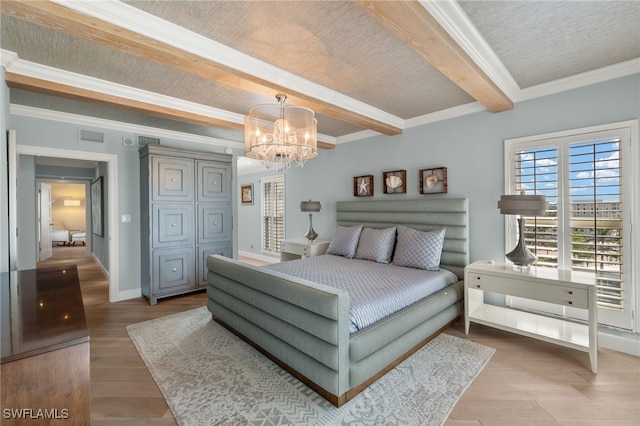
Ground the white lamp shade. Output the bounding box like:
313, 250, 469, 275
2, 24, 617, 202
244, 96, 318, 171
63, 199, 81, 207
498, 195, 547, 216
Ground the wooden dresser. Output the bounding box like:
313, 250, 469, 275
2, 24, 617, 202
1, 265, 90, 425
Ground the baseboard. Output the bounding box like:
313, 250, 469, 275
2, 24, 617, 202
92, 253, 109, 278
113, 288, 143, 303
238, 250, 279, 264
599, 330, 640, 357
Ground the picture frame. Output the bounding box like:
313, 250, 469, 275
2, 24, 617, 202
419, 167, 448, 194
241, 184, 254, 205
353, 175, 374, 197
383, 170, 407, 194
91, 176, 104, 237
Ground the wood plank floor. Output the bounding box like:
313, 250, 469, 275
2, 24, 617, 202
37, 248, 640, 425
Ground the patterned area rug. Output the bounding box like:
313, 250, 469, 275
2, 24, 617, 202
127, 307, 494, 426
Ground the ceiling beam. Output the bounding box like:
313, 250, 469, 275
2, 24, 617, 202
4, 72, 246, 130
5, 71, 337, 150
1, 0, 402, 136
357, 0, 513, 112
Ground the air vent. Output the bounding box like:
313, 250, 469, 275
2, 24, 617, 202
138, 136, 160, 146
79, 129, 104, 143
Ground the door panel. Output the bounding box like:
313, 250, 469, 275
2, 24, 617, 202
38, 182, 52, 261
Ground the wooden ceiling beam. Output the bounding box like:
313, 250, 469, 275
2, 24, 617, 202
1, 0, 401, 136
358, 0, 513, 112
4, 72, 246, 130
5, 72, 337, 150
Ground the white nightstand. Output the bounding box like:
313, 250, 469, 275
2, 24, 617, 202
280, 239, 329, 261
464, 260, 598, 373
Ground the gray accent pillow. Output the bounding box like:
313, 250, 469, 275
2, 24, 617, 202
355, 227, 397, 263
392, 225, 445, 270
327, 225, 363, 258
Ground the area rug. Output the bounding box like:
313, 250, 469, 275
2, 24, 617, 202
127, 307, 494, 426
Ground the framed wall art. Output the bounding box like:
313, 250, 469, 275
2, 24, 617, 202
383, 170, 406, 194
91, 176, 104, 237
241, 184, 254, 205
353, 175, 374, 197
419, 167, 447, 194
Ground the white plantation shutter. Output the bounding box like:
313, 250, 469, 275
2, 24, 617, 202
261, 176, 285, 253
506, 123, 634, 330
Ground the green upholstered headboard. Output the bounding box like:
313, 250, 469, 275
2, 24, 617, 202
336, 198, 469, 279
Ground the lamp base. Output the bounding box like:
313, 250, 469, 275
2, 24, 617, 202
304, 213, 318, 242
304, 228, 318, 242
506, 217, 537, 269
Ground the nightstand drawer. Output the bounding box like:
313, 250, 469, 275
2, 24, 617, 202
280, 241, 305, 256
468, 273, 589, 308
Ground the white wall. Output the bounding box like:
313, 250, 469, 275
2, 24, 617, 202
1, 68, 10, 272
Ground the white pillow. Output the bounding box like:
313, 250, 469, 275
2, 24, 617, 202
327, 225, 363, 258
355, 227, 396, 263
392, 226, 445, 270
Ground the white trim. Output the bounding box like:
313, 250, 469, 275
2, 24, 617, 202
420, 0, 521, 99
519, 59, 640, 102
16, 145, 121, 303
10, 104, 244, 150
3, 50, 245, 125
599, 330, 640, 357
504, 120, 639, 332
404, 102, 486, 129
44, 2, 405, 131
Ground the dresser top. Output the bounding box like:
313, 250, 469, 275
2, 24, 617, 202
466, 260, 597, 286
1, 265, 89, 364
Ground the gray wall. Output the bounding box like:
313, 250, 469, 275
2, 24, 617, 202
6, 112, 240, 298
17, 155, 37, 269
238, 74, 640, 265
3, 72, 639, 298
91, 162, 110, 270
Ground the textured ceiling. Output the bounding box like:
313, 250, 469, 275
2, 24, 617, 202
1, 0, 638, 145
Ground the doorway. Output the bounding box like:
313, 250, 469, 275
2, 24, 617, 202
37, 180, 91, 264
15, 145, 119, 302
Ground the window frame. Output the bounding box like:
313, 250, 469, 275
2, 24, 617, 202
260, 175, 285, 255
504, 120, 638, 332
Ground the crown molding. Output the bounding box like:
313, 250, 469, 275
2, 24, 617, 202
0, 49, 19, 68
10, 103, 244, 150
420, 0, 521, 100
519, 58, 640, 102
405, 102, 486, 129
51, 0, 404, 132
2, 49, 245, 125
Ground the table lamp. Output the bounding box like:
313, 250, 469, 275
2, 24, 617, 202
300, 200, 321, 241
498, 194, 548, 269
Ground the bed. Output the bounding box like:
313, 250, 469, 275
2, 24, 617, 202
206, 198, 469, 407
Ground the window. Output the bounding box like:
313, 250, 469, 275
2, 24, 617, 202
261, 175, 285, 254
505, 121, 636, 330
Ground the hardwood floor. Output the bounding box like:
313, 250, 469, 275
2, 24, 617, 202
36, 249, 640, 425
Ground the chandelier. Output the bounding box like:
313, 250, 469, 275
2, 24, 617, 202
244, 94, 318, 172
